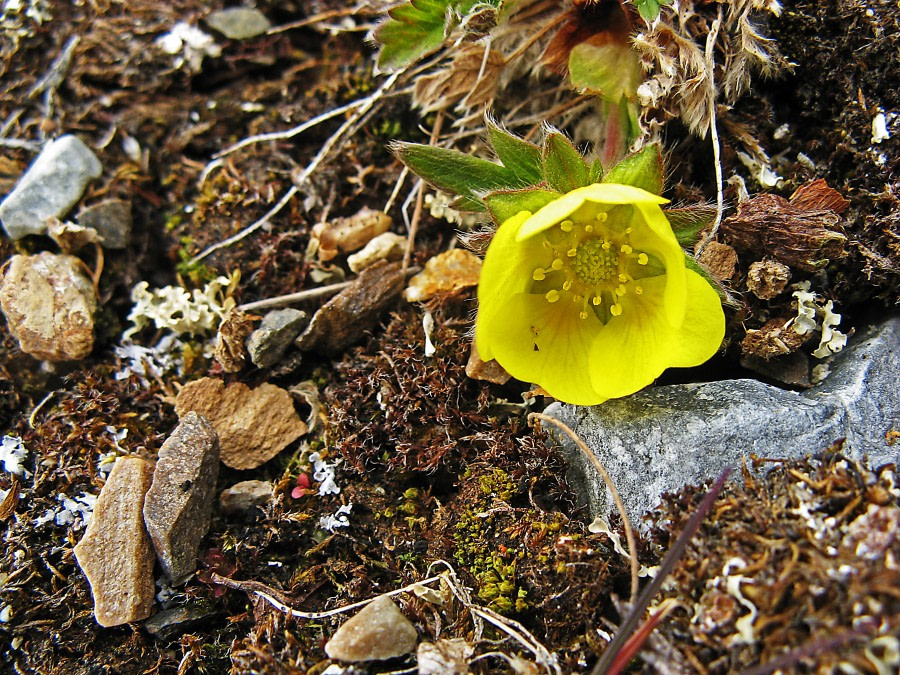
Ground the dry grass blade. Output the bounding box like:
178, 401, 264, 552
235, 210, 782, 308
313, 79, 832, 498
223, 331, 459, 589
590, 468, 732, 675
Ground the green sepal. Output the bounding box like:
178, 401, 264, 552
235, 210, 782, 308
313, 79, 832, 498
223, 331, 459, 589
602, 143, 663, 195
685, 254, 727, 300
588, 157, 604, 183
487, 119, 543, 184
541, 131, 591, 193
484, 187, 561, 224
664, 205, 717, 247
391, 141, 520, 210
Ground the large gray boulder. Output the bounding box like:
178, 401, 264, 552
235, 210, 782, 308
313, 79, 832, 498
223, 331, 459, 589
545, 317, 899, 526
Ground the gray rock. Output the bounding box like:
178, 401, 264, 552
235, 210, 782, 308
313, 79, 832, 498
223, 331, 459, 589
545, 317, 899, 526
0, 135, 102, 239
219, 479, 273, 515
77, 199, 132, 249
325, 594, 418, 662
144, 602, 217, 641
247, 308, 307, 368
73, 457, 156, 627
143, 412, 220, 583
0, 252, 97, 361
205, 8, 271, 40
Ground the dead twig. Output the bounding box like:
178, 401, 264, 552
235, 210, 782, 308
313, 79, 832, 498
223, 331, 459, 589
696, 9, 725, 256
190, 66, 409, 265
402, 110, 444, 273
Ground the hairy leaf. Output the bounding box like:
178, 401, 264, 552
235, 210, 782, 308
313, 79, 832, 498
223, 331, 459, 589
487, 120, 543, 184
484, 187, 560, 223
602, 144, 663, 195
541, 131, 591, 192
664, 205, 718, 247
391, 142, 521, 210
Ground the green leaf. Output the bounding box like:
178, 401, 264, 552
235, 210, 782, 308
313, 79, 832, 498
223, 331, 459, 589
541, 131, 591, 193
684, 254, 726, 300
484, 187, 560, 223
391, 141, 521, 210
634, 0, 674, 23
664, 205, 717, 247
487, 120, 543, 184
602, 144, 663, 195
568, 41, 643, 101
374, 0, 500, 71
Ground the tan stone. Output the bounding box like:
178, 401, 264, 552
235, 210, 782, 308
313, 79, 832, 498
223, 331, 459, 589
174, 378, 307, 469
0, 252, 96, 361
312, 207, 392, 262
465, 340, 510, 385
404, 249, 481, 302
325, 595, 418, 662
74, 457, 155, 627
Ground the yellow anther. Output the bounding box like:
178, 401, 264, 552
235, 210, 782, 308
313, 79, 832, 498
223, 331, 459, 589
567, 248, 577, 257
602, 241, 612, 251
551, 258, 564, 271
562, 280, 572, 290
635, 285, 644, 295
618, 273, 628, 283
610, 303, 622, 317
532, 269, 546, 281
637, 252, 649, 265
621, 244, 633, 254
560, 220, 573, 232
592, 295, 601, 306
546, 290, 560, 303
579, 311, 588, 319
584, 224, 594, 233
596, 212, 608, 222
616, 284, 627, 296
625, 227, 632, 234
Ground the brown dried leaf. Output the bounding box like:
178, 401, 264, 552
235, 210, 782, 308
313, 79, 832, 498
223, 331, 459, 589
720, 194, 847, 271
413, 45, 504, 114
789, 179, 850, 214
214, 308, 256, 373
741, 317, 809, 360
697, 241, 738, 282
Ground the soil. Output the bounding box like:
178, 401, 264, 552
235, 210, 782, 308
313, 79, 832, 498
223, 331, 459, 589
0, 1, 897, 674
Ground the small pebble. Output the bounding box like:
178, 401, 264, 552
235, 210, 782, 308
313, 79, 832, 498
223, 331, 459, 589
247, 308, 308, 368
403, 249, 481, 302
205, 7, 271, 40
324, 595, 418, 662
77, 199, 132, 249
219, 480, 273, 515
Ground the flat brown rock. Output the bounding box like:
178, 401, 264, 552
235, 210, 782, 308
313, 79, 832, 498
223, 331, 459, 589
73, 457, 156, 627
324, 595, 418, 662
403, 249, 481, 302
174, 378, 306, 470
143, 412, 220, 583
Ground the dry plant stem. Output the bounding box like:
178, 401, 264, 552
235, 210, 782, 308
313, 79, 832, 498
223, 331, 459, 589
209, 572, 444, 620
237, 281, 352, 312
696, 10, 724, 256
190, 67, 408, 265
590, 469, 731, 675
402, 110, 444, 273
503, 11, 567, 65
528, 412, 639, 602
266, 5, 381, 35
384, 165, 410, 213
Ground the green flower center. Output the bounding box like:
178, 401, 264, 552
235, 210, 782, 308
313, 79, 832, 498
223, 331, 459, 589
572, 239, 618, 284
529, 208, 660, 321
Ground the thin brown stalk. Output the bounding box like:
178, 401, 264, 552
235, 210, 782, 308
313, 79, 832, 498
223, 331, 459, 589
402, 110, 444, 273
528, 412, 639, 603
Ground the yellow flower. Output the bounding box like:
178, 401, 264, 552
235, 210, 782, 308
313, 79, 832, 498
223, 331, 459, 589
475, 183, 725, 405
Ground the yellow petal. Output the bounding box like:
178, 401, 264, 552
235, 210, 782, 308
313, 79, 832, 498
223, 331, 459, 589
476, 210, 547, 361
517, 183, 668, 242
587, 273, 723, 399
665, 269, 726, 368
483, 292, 607, 405
631, 203, 686, 327
587, 276, 681, 399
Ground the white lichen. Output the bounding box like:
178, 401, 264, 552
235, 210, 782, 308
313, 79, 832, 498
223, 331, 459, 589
871, 112, 891, 144
155, 22, 221, 72
114, 333, 183, 383
790, 281, 849, 359
318, 503, 353, 533
1, 435, 29, 477
423, 310, 436, 357
124, 272, 238, 339
309, 451, 340, 496
36, 492, 97, 530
